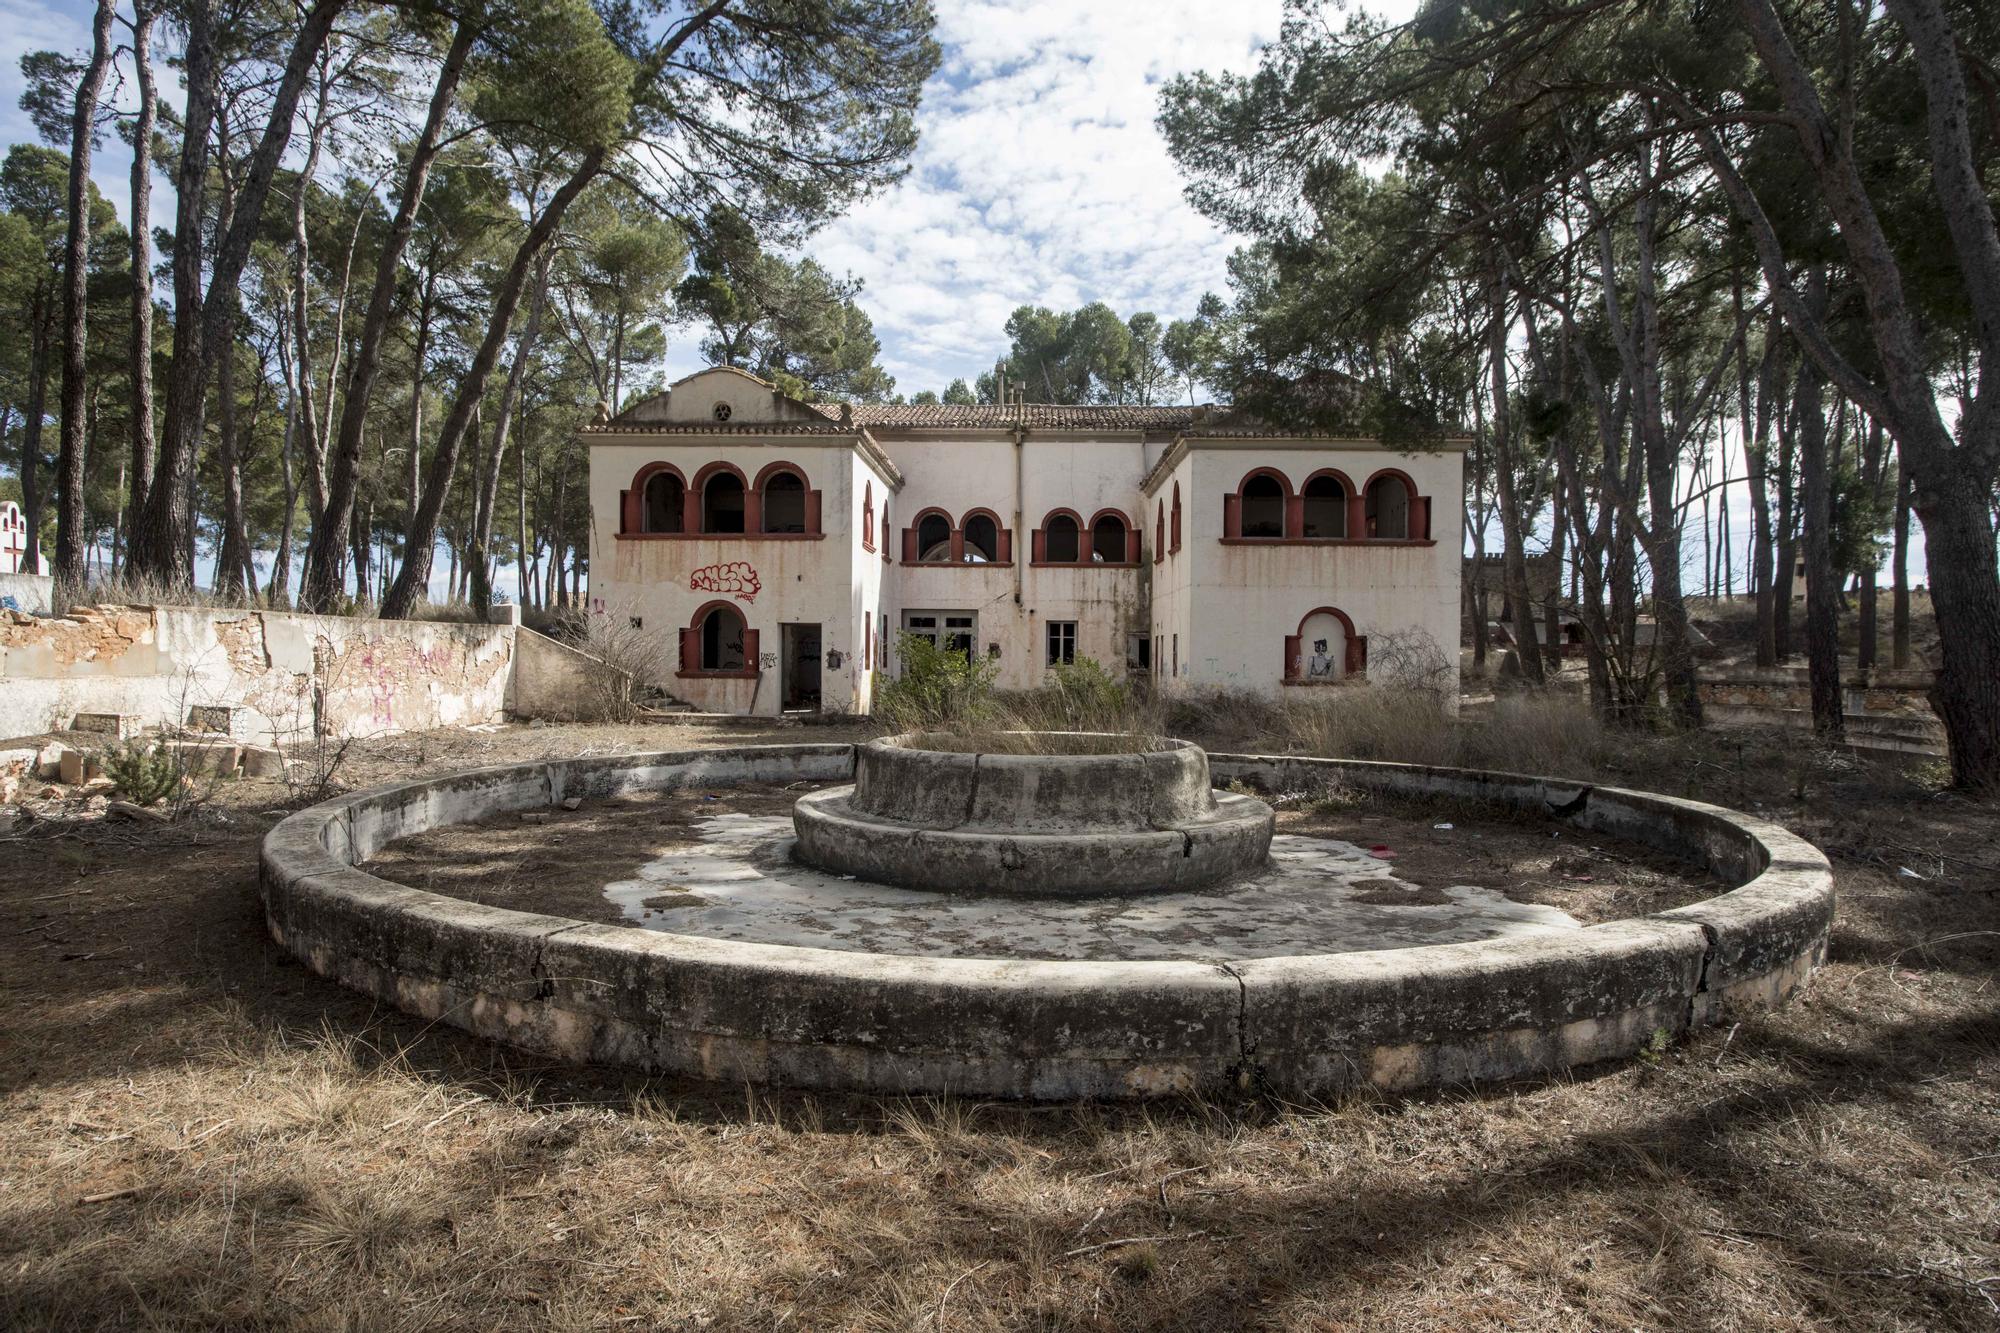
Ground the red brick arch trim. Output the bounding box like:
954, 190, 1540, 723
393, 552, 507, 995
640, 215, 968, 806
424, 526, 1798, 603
621, 461, 688, 534
752, 459, 810, 491
1170, 483, 1182, 552
690, 460, 749, 492
678, 598, 760, 679
1284, 605, 1366, 682
1235, 466, 1295, 497
1301, 467, 1356, 496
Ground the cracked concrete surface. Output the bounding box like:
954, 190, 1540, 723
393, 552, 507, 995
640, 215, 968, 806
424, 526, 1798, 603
603, 813, 1581, 960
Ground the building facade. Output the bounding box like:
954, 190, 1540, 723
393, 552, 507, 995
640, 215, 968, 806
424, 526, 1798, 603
585, 366, 1463, 716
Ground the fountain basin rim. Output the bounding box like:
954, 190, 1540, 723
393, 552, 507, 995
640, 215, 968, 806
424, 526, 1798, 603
258, 744, 1834, 1100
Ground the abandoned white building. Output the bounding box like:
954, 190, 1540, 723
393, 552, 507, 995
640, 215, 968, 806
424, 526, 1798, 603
584, 366, 1462, 716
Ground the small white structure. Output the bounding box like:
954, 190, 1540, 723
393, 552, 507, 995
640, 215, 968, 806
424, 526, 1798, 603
1, 500, 36, 575
585, 367, 1463, 716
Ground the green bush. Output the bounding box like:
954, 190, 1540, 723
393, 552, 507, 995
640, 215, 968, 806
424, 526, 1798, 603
874, 633, 999, 731
100, 741, 181, 806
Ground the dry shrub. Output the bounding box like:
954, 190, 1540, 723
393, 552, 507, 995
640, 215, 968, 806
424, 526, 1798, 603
1471, 693, 1612, 779
1282, 687, 1463, 767
522, 611, 655, 722
1281, 689, 1608, 777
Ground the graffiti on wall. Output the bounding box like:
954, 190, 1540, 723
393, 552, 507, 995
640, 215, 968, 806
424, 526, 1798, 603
691, 561, 761, 603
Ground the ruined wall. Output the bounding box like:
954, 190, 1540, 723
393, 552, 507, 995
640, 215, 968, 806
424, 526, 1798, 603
0, 605, 513, 743
0, 572, 53, 614
510, 628, 632, 721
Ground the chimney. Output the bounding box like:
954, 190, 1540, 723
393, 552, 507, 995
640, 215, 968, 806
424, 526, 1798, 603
840, 401, 853, 428
996, 361, 1007, 408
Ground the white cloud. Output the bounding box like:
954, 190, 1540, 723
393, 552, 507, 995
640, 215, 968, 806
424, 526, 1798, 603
669, 0, 1289, 395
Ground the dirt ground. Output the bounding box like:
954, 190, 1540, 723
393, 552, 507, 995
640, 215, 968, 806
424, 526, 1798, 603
361, 782, 1720, 930
3, 717, 1998, 1330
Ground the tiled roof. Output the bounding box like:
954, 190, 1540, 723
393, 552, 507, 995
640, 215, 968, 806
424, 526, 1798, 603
808, 402, 1205, 431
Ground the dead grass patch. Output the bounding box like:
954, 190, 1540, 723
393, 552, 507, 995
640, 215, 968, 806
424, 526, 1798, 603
1, 719, 1995, 1330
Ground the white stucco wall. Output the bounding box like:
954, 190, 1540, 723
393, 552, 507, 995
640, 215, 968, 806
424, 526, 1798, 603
1178, 444, 1463, 697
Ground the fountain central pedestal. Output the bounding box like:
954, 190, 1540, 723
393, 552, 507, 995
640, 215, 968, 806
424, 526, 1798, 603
790, 732, 1275, 896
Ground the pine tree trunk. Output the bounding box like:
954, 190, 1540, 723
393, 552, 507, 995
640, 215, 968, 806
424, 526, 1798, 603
124, 2, 158, 555
298, 18, 474, 611
380, 148, 603, 619
1795, 313, 1843, 739
129, 0, 345, 587
470, 249, 551, 617
1487, 286, 1545, 683
21, 299, 49, 573
52, 0, 117, 589
1891, 463, 1912, 668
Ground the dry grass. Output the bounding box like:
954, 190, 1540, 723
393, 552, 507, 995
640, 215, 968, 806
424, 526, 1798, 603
900, 729, 1170, 755
3, 718, 1997, 1330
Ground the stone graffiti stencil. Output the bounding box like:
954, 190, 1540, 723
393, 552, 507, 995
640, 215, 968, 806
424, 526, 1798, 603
691, 561, 761, 603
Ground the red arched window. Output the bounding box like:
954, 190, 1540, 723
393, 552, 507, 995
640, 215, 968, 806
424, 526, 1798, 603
1282, 606, 1365, 683
960, 508, 1012, 563
909, 509, 954, 562
1363, 468, 1428, 540
694, 462, 748, 534
1170, 482, 1182, 552
678, 600, 760, 677
862, 481, 875, 551
752, 460, 820, 535
1154, 500, 1165, 564
1087, 509, 1139, 564
1226, 467, 1291, 539
1035, 509, 1084, 564
620, 462, 688, 535
1301, 469, 1354, 540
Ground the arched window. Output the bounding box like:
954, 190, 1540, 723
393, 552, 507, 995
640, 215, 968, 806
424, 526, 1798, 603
1170, 483, 1182, 551
680, 601, 757, 676
963, 512, 999, 563
642, 470, 684, 533
1366, 474, 1410, 539
862, 482, 874, 549
917, 511, 953, 562
1155, 501, 1165, 563
701, 468, 746, 534
761, 469, 806, 534
1046, 513, 1080, 563
1090, 512, 1127, 563
1284, 606, 1365, 683
1302, 473, 1347, 539
1241, 472, 1285, 538
700, 604, 745, 670
881, 500, 891, 557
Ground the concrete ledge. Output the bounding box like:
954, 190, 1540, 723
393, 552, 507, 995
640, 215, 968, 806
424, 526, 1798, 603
792, 787, 1275, 896
260, 745, 1834, 1099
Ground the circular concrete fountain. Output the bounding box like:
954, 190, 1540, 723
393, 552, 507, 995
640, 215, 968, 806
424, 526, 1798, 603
259, 739, 1834, 1100
791, 733, 1274, 896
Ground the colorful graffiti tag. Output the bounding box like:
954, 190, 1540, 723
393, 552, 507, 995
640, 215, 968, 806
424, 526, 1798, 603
691, 561, 761, 603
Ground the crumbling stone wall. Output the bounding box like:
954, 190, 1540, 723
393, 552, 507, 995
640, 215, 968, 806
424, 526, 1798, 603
0, 605, 515, 744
